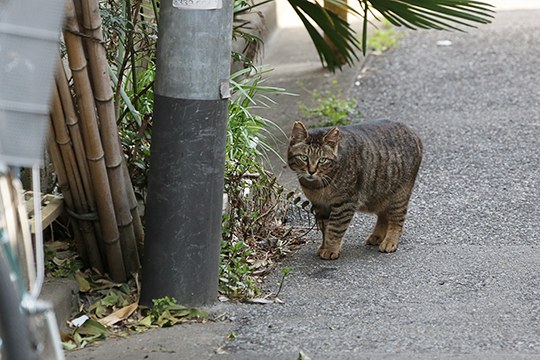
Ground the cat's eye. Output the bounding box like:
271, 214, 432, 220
298, 155, 308, 162
318, 157, 329, 164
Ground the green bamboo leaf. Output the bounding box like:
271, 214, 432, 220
75, 319, 108, 337
62, 341, 78, 351
189, 308, 209, 318
74, 272, 91, 293
156, 309, 183, 327
139, 315, 153, 327
73, 332, 83, 347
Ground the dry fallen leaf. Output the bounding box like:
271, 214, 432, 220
246, 298, 273, 305
98, 303, 138, 327
215, 345, 228, 355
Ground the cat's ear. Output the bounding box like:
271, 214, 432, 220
323, 127, 340, 148
290, 121, 308, 144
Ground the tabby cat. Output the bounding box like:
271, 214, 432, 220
288, 120, 422, 260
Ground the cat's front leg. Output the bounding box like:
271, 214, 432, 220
313, 207, 328, 234
318, 204, 355, 260
315, 214, 334, 259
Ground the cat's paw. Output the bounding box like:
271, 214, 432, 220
379, 239, 398, 253
318, 247, 340, 260
365, 234, 383, 246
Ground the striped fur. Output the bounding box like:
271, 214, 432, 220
288, 120, 423, 259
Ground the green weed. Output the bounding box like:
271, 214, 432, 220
220, 67, 299, 298
274, 267, 292, 299
367, 20, 401, 53
300, 81, 361, 127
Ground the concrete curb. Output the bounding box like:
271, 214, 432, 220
41, 277, 79, 332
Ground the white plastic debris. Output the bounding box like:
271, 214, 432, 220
436, 40, 453, 47
70, 314, 89, 327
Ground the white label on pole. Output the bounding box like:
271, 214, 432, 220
172, 0, 222, 10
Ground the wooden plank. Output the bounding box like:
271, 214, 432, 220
24, 191, 64, 233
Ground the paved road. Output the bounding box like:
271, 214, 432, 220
67, 7, 540, 360
214, 9, 540, 360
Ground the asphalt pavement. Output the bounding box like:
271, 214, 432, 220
68, 6, 540, 360
215, 6, 540, 360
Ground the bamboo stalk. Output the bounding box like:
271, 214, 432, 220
123, 161, 144, 255
50, 88, 85, 219
46, 129, 88, 266
56, 59, 95, 214
56, 59, 106, 261
49, 83, 104, 272
64, 0, 126, 282
80, 0, 140, 275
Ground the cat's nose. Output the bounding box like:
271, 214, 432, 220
306, 159, 318, 175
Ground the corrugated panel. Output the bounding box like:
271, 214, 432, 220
0, 0, 64, 166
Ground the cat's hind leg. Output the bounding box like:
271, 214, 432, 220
365, 214, 388, 246
379, 188, 416, 253
379, 207, 407, 253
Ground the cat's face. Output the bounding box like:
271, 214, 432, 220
287, 121, 340, 189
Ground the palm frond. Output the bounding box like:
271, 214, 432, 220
286, 0, 494, 71
288, 0, 360, 72
367, 0, 494, 32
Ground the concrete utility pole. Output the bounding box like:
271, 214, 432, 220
141, 0, 233, 306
